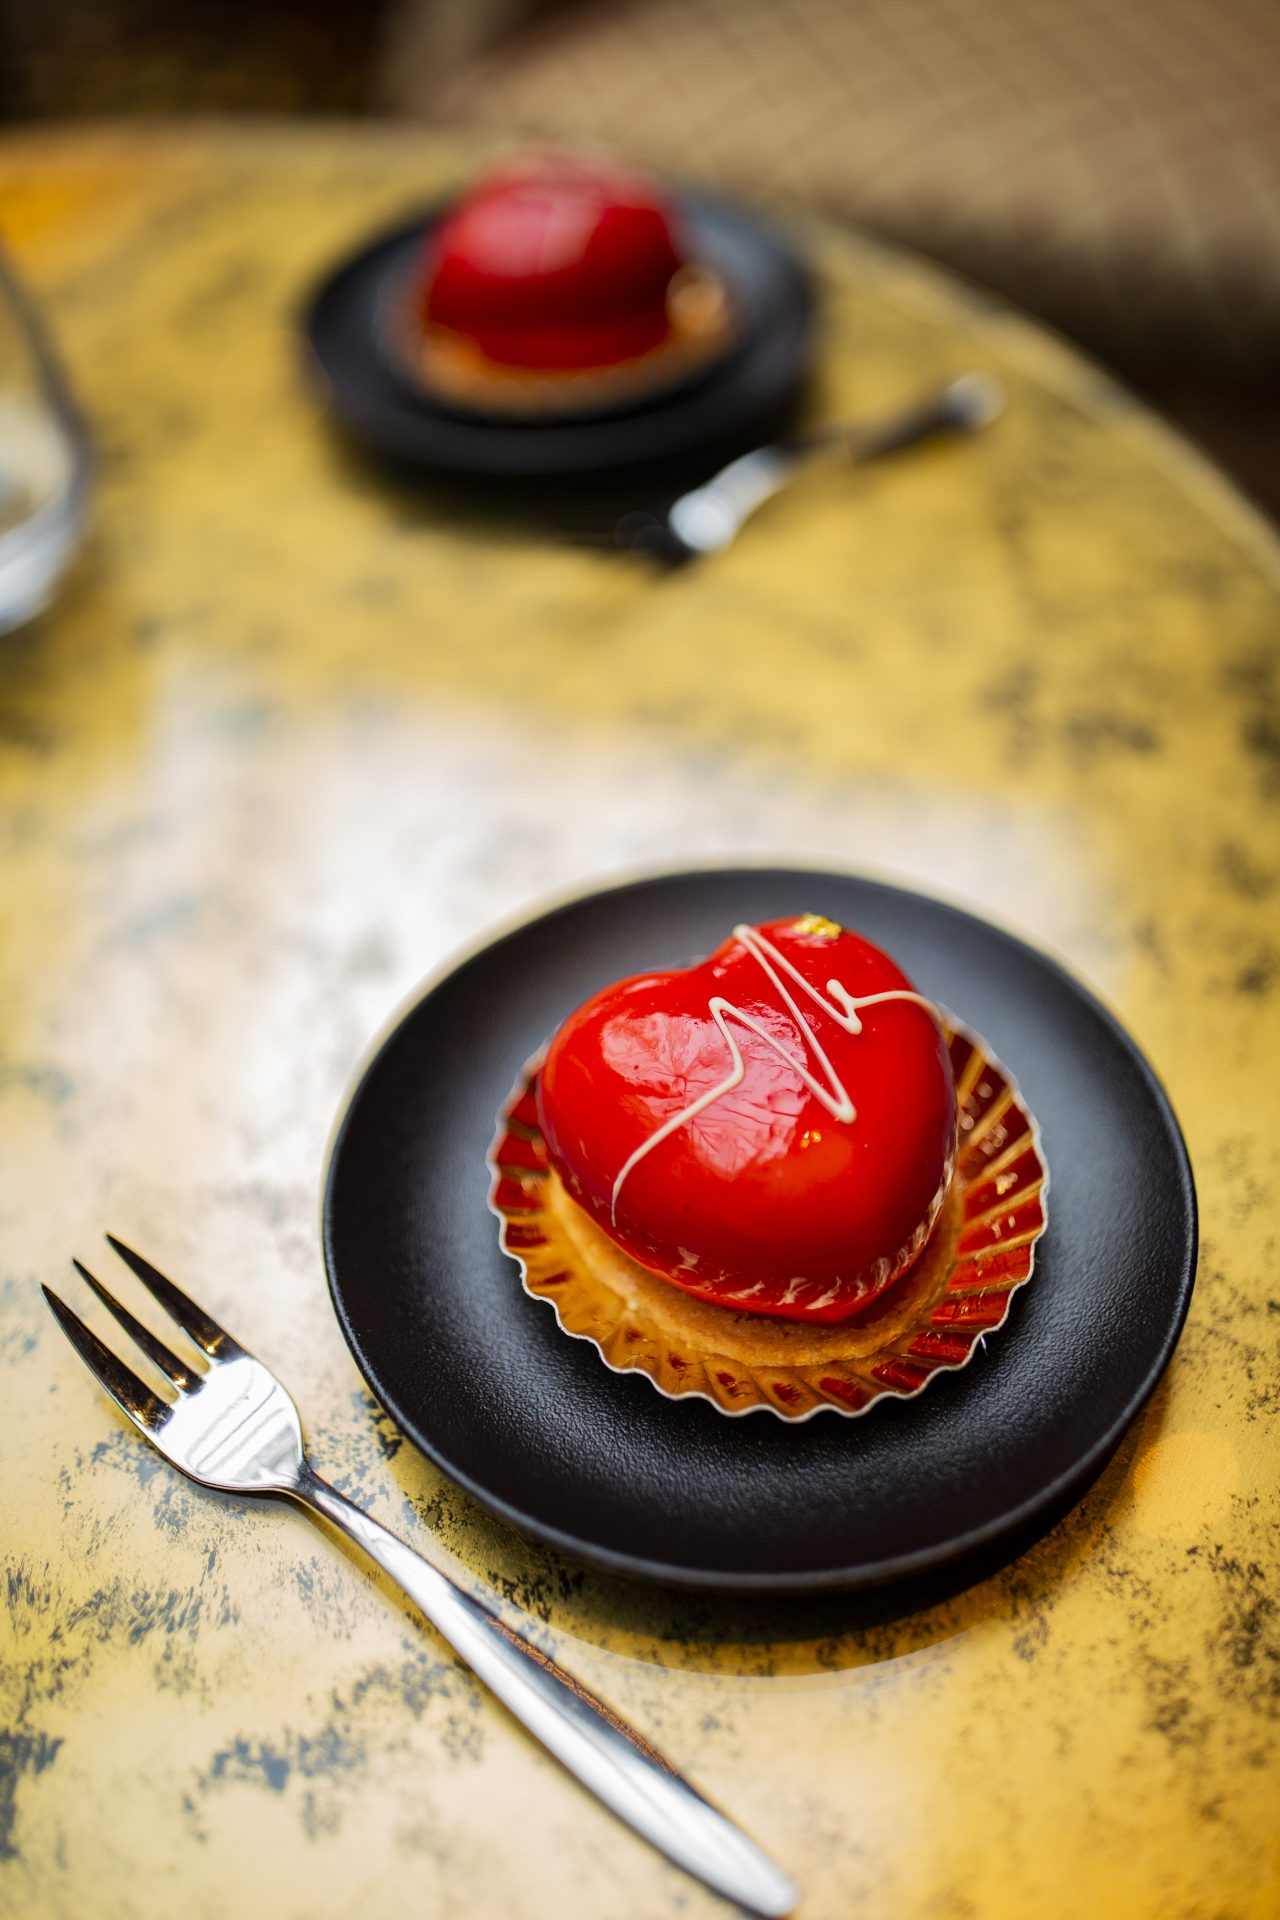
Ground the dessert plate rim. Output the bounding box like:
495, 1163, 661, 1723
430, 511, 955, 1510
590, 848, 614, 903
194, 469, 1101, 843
321, 863, 1198, 1593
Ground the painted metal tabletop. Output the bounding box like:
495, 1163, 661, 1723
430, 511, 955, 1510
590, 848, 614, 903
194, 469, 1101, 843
1, 123, 1277, 1920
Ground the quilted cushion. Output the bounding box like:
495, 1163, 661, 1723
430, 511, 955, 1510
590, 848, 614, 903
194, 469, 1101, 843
428, 0, 1280, 381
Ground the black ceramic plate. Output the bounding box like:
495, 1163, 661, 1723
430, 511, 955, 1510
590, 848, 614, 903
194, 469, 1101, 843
301, 196, 814, 480
323, 869, 1197, 1592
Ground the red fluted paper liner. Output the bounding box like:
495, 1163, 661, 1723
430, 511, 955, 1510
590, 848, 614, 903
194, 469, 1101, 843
487, 1016, 1048, 1421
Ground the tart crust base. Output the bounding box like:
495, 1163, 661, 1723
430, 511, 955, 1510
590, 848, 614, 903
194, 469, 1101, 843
395, 264, 737, 417
489, 1015, 1049, 1420
547, 1164, 964, 1367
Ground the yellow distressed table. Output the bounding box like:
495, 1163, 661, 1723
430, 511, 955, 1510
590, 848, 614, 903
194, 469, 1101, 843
2, 123, 1278, 1920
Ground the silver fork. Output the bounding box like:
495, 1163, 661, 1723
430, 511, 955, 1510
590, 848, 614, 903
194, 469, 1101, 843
44, 1238, 797, 1919
616, 371, 1006, 562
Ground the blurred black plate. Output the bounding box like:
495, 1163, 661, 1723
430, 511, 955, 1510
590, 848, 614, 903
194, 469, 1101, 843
322, 869, 1197, 1593
301, 195, 815, 480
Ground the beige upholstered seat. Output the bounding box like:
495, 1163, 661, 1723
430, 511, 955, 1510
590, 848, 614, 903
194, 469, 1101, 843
424, 0, 1280, 394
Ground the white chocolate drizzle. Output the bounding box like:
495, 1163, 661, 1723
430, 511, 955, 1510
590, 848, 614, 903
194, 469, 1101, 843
611, 921, 939, 1220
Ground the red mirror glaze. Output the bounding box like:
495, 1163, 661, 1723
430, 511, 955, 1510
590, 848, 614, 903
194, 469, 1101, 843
537, 918, 957, 1322
423, 156, 684, 370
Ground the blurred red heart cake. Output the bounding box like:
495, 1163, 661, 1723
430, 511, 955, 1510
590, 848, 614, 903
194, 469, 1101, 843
410, 154, 736, 413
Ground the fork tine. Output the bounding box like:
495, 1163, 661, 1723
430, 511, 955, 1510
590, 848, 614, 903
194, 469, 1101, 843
104, 1235, 235, 1355
72, 1258, 199, 1388
42, 1285, 171, 1430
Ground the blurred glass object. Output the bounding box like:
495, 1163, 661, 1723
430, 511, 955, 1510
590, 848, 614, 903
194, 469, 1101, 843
0, 246, 90, 634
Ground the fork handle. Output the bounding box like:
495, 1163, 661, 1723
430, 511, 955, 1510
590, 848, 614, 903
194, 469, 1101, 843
290, 1468, 796, 1919
666, 371, 1005, 555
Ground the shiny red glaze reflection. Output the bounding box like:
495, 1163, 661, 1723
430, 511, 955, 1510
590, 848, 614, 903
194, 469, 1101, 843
537, 918, 957, 1322
423, 157, 683, 370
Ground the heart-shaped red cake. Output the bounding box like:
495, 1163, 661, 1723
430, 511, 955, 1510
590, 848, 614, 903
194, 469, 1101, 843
537, 915, 957, 1323
408, 154, 735, 415
423, 155, 684, 372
